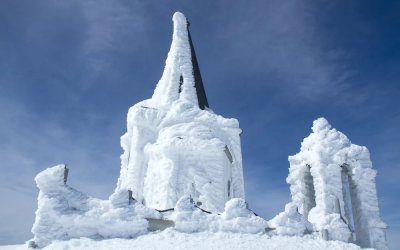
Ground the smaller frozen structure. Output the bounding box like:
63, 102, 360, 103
284, 118, 387, 249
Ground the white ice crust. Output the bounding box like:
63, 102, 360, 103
31, 166, 261, 248
268, 202, 312, 237
284, 117, 387, 249
114, 11, 244, 212
32, 165, 159, 247
151, 12, 198, 108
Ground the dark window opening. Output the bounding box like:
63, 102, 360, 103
178, 75, 183, 93
224, 145, 233, 164
341, 163, 363, 244
304, 164, 316, 216
341, 164, 355, 232
227, 180, 231, 199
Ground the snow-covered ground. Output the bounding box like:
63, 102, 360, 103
0, 229, 365, 250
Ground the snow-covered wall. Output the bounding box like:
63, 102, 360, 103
114, 12, 244, 212
31, 165, 159, 248
31, 166, 261, 248
286, 118, 387, 249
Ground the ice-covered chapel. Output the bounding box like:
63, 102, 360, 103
30, 11, 387, 250
114, 12, 244, 212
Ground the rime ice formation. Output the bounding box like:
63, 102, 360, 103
268, 203, 312, 237
282, 118, 387, 249
31, 165, 263, 248
114, 11, 244, 212
31, 165, 159, 248
170, 196, 267, 234
29, 11, 387, 250
30, 12, 246, 248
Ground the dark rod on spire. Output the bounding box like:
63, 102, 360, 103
187, 20, 210, 110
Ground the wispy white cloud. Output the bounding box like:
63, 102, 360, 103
246, 185, 291, 220
244, 162, 291, 219
216, 0, 354, 100
0, 95, 121, 244
77, 0, 147, 88
0, 1, 149, 244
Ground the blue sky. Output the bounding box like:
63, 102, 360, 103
0, 0, 399, 248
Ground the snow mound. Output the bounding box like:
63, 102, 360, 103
170, 196, 267, 234
217, 198, 267, 234
268, 202, 312, 236
22, 230, 364, 250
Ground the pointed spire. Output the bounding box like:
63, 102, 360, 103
187, 21, 209, 110
151, 12, 209, 110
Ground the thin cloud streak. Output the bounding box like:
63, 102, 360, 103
78, 0, 147, 89
216, 0, 354, 99
0, 96, 121, 243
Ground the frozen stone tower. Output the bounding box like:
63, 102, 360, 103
114, 12, 245, 212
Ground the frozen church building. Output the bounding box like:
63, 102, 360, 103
30, 12, 387, 249
114, 11, 244, 212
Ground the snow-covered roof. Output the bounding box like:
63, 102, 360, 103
152, 12, 209, 110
